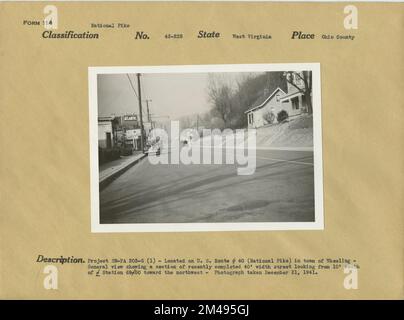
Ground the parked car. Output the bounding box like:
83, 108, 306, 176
146, 143, 160, 156
121, 138, 136, 155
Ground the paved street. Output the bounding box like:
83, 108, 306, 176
99, 147, 315, 224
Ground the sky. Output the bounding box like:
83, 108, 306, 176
97, 72, 248, 121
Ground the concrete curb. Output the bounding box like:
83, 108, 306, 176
99, 154, 147, 190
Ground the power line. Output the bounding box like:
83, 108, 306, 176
126, 74, 138, 99
141, 79, 146, 99
141, 73, 148, 99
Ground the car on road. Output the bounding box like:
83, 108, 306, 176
146, 143, 161, 156
121, 138, 137, 156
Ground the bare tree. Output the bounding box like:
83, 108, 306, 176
284, 71, 313, 114
207, 74, 234, 128
179, 115, 193, 130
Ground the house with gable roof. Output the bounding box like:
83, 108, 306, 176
244, 72, 309, 129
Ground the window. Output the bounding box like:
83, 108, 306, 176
248, 113, 254, 124
276, 93, 281, 102
292, 97, 300, 110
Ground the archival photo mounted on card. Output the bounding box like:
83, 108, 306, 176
1, 1, 403, 300
89, 64, 323, 232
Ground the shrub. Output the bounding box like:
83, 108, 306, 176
277, 110, 289, 123
263, 111, 276, 124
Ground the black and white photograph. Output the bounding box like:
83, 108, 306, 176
89, 64, 323, 232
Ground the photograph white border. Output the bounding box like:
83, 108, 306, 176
89, 63, 323, 233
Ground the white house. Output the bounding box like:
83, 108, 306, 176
245, 72, 312, 129
245, 87, 298, 129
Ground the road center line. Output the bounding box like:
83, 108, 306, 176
256, 156, 314, 166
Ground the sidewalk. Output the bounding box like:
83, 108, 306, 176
99, 151, 146, 190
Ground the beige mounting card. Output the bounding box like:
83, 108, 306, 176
0, 1, 403, 299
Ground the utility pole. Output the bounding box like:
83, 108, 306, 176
137, 73, 145, 152
144, 99, 152, 122
144, 99, 153, 128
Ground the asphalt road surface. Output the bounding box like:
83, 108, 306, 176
99, 147, 315, 224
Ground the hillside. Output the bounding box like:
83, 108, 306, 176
194, 115, 313, 150
254, 115, 313, 148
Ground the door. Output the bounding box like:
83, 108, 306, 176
106, 132, 112, 148
292, 97, 300, 110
